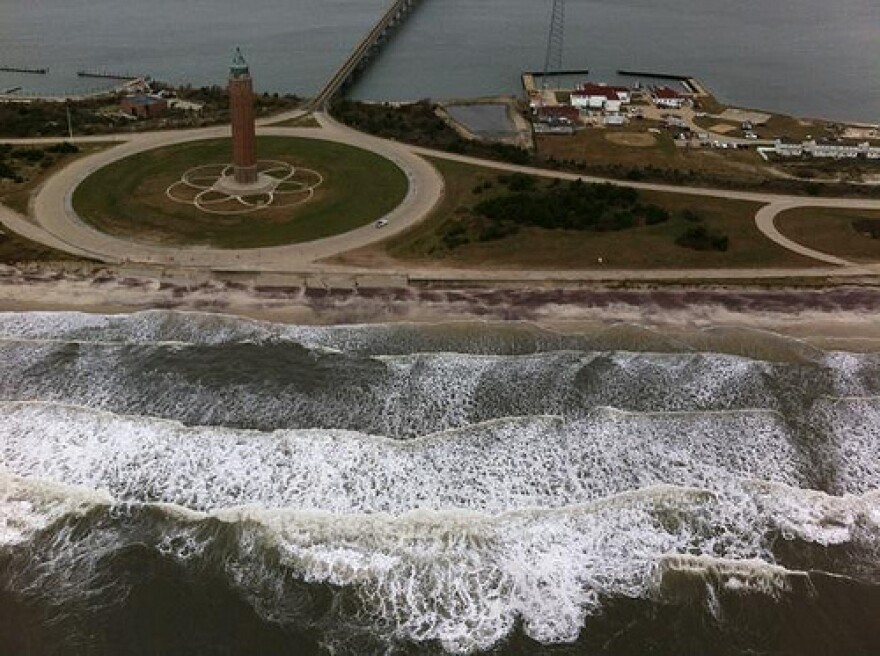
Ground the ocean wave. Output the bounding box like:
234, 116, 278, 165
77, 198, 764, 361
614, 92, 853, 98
0, 309, 837, 361
0, 401, 822, 515
0, 335, 873, 437
2, 311, 879, 653
2, 472, 877, 654
0, 473, 110, 547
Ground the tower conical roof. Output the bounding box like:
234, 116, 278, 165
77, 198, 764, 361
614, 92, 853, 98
230, 47, 249, 77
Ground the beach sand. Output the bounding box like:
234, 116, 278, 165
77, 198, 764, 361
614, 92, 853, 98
1, 262, 880, 351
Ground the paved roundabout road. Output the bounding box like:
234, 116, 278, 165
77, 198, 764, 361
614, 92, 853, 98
2, 110, 880, 279
1, 113, 443, 270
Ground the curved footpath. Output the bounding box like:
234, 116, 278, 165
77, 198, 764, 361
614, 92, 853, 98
1, 110, 879, 280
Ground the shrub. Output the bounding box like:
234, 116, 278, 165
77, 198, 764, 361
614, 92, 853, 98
680, 208, 703, 223
500, 172, 537, 192
599, 210, 637, 231
441, 222, 469, 249
331, 99, 532, 166
11, 148, 45, 162
474, 178, 652, 233
853, 219, 880, 239
676, 225, 729, 252
0, 161, 16, 180
642, 205, 670, 225
46, 142, 80, 154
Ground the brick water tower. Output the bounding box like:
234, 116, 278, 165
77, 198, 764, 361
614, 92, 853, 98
229, 47, 258, 185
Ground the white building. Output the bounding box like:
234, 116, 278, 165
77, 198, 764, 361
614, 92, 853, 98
773, 139, 880, 159
571, 83, 631, 112
652, 86, 687, 109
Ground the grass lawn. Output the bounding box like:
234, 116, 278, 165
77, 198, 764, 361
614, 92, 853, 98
693, 93, 727, 116
752, 114, 826, 142
72, 137, 407, 249
772, 157, 880, 183
776, 207, 880, 263
268, 115, 322, 128
536, 126, 771, 185
693, 113, 826, 143
334, 158, 818, 270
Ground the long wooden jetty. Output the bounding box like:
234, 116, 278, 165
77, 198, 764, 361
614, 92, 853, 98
0, 66, 48, 75
617, 70, 691, 81
526, 69, 591, 78
311, 0, 422, 109
77, 70, 143, 81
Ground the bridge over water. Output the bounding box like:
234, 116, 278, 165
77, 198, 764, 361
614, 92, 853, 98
310, 0, 422, 110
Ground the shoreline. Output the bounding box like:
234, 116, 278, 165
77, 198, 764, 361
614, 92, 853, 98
2, 263, 880, 351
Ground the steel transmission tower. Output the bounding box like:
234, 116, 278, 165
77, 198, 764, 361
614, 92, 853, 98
542, 0, 565, 89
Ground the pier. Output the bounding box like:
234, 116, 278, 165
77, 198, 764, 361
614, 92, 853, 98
617, 70, 691, 81
77, 70, 144, 81
311, 0, 422, 110
526, 69, 591, 78
0, 66, 48, 75
616, 70, 711, 98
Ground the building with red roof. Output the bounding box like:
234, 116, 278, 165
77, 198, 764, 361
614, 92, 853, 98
652, 86, 687, 109
570, 82, 631, 111
120, 94, 167, 119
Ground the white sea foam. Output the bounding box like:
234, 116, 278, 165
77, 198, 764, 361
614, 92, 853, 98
0, 334, 861, 440
0, 401, 817, 515
0, 310, 849, 362
0, 310, 278, 346
1, 311, 878, 653
658, 554, 799, 603
2, 467, 877, 654
150, 486, 880, 652
812, 397, 880, 494
0, 312, 873, 443
0, 472, 110, 546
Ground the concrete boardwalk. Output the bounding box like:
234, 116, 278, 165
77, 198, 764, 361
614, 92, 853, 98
1, 110, 879, 280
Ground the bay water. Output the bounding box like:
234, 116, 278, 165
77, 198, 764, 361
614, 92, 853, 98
1, 0, 879, 121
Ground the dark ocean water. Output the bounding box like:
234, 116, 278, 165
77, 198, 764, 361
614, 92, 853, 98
0, 310, 878, 655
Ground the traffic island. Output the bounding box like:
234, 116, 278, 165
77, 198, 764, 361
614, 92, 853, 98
71, 136, 408, 249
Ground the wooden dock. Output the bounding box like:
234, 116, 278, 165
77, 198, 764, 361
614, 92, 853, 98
77, 70, 143, 81
617, 70, 691, 81
0, 66, 48, 75
525, 69, 591, 78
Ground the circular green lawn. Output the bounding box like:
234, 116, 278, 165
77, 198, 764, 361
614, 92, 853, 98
72, 136, 408, 249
